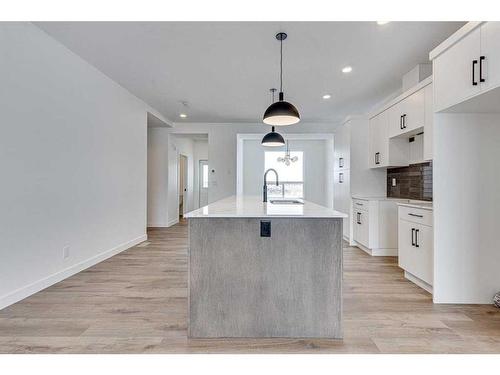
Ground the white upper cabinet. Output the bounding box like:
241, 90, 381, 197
432, 26, 481, 112
369, 111, 387, 168
431, 22, 500, 112
388, 88, 425, 138
423, 84, 433, 161
334, 124, 350, 170
479, 22, 500, 92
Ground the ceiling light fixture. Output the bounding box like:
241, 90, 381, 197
262, 32, 300, 126
322, 94, 331, 99
262, 126, 286, 147
277, 140, 298, 166
376, 21, 390, 25
179, 113, 187, 118
342, 66, 353, 73
262, 89, 285, 147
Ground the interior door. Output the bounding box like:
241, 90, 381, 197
179, 154, 188, 216
199, 160, 209, 207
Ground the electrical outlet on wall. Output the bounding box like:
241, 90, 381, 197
63, 245, 70, 259
392, 178, 397, 187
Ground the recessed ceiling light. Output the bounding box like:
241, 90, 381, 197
179, 113, 187, 118
322, 94, 331, 99
377, 21, 390, 25
342, 66, 352, 74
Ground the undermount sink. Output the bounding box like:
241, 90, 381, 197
269, 199, 303, 205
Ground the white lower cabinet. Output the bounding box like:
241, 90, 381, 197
398, 206, 433, 293
352, 198, 400, 256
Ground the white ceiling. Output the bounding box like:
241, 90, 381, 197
35, 21, 464, 124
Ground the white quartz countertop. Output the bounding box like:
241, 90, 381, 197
184, 195, 348, 219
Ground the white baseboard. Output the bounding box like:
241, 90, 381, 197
353, 242, 398, 256
0, 234, 147, 310
404, 271, 433, 294
167, 218, 179, 227
147, 223, 168, 228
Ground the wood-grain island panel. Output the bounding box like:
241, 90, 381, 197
188, 217, 343, 338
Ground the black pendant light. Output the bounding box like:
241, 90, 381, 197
263, 32, 300, 126
262, 89, 285, 147
262, 126, 285, 147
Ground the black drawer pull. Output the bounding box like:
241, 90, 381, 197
472, 59, 478, 86
415, 229, 420, 248
411, 228, 415, 246
355, 203, 363, 206
480, 55, 486, 83
408, 213, 423, 218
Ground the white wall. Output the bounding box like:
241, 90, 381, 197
166, 122, 338, 204
193, 140, 209, 209
0, 23, 166, 309
241, 139, 331, 207
433, 113, 500, 304
147, 128, 169, 226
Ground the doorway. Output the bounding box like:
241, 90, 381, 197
178, 154, 188, 218
198, 160, 209, 207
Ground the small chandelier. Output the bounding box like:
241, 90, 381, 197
277, 141, 298, 166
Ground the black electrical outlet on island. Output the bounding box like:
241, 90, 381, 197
260, 220, 271, 237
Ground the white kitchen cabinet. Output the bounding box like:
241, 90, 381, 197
431, 22, 500, 113
369, 110, 409, 169
423, 84, 433, 161
388, 88, 425, 138
352, 197, 401, 256
369, 112, 386, 168
334, 123, 350, 170
432, 26, 481, 112
398, 205, 433, 292
479, 22, 500, 92
334, 169, 350, 240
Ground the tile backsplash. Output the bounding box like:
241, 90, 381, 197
387, 162, 432, 201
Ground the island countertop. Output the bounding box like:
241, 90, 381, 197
184, 195, 348, 219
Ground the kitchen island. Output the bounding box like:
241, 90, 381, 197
185, 195, 347, 338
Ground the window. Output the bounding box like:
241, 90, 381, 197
264, 151, 303, 199
202, 164, 209, 188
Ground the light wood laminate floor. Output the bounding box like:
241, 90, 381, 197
1, 222, 500, 353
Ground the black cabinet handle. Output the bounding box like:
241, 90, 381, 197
408, 213, 423, 218
480, 56, 486, 83
472, 59, 478, 86
415, 229, 420, 248
339, 172, 344, 183
403, 114, 407, 129
356, 212, 361, 224
339, 157, 344, 168
400, 115, 403, 130
411, 228, 415, 246
375, 152, 380, 165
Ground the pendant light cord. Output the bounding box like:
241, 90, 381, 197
280, 38, 283, 93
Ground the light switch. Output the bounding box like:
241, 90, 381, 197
392, 178, 397, 187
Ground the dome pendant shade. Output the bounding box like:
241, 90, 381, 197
262, 32, 300, 126
261, 126, 285, 147
263, 92, 300, 126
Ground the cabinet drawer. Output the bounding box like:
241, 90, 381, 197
398, 206, 432, 226
352, 199, 368, 212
